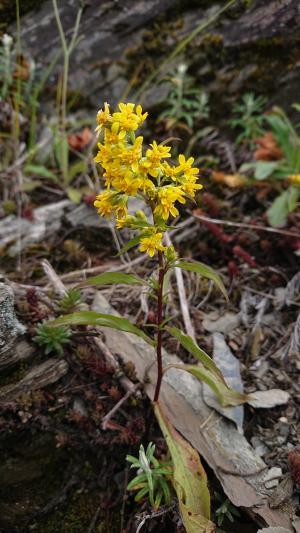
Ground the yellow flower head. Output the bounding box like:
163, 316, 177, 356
96, 103, 112, 134
146, 141, 171, 163
94, 142, 116, 167
162, 161, 181, 181
177, 154, 199, 179
112, 103, 148, 134
119, 136, 143, 171
113, 170, 143, 196
139, 232, 166, 257
288, 174, 300, 186
180, 176, 203, 197
154, 186, 186, 220
94, 191, 127, 219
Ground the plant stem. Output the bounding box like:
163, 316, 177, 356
153, 251, 165, 402
52, 0, 83, 184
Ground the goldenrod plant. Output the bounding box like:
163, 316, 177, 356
48, 102, 248, 532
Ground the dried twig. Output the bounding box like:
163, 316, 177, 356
165, 233, 195, 339
102, 383, 140, 430
41, 259, 67, 297
191, 211, 300, 238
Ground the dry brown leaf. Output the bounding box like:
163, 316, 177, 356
211, 171, 247, 188
68, 127, 93, 151
254, 132, 283, 161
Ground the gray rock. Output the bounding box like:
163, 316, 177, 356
0, 200, 72, 256
203, 332, 244, 429
203, 311, 240, 334
248, 389, 290, 409
0, 283, 25, 356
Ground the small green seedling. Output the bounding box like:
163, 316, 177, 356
214, 492, 240, 529
58, 289, 81, 313
126, 442, 173, 509
33, 323, 71, 355
159, 63, 210, 130
230, 92, 266, 147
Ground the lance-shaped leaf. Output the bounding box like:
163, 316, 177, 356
116, 235, 141, 256
47, 311, 154, 345
166, 326, 226, 384
164, 363, 249, 407
175, 260, 227, 300
76, 272, 147, 289
154, 403, 216, 533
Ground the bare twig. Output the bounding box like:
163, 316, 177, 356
41, 259, 67, 297
135, 504, 175, 533
191, 211, 300, 238
102, 383, 140, 430
59, 255, 148, 283
165, 234, 195, 339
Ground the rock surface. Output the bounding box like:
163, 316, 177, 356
0, 283, 25, 355
9, 0, 300, 113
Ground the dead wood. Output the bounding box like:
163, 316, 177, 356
0, 340, 34, 372
0, 358, 68, 405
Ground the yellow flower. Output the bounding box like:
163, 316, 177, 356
288, 174, 300, 186
143, 142, 171, 178
146, 141, 171, 163
113, 170, 143, 196
112, 103, 148, 134
139, 232, 166, 257
162, 161, 181, 181
94, 191, 116, 217
94, 191, 127, 219
177, 154, 199, 179
103, 164, 124, 189
94, 142, 117, 167
154, 186, 186, 220
104, 128, 122, 145
119, 136, 143, 171
95, 103, 112, 134
180, 177, 203, 197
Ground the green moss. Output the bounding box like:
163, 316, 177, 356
37, 491, 121, 533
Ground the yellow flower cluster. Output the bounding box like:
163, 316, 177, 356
94, 102, 203, 257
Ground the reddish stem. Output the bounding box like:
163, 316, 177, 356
153, 251, 165, 402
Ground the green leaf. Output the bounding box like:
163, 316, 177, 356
135, 485, 150, 502
267, 187, 299, 227
68, 159, 87, 182
76, 272, 147, 289
47, 311, 154, 345
117, 235, 141, 256
24, 163, 58, 182
165, 326, 226, 384
249, 161, 281, 180
127, 474, 148, 490
55, 135, 69, 175
19, 179, 42, 192
66, 186, 82, 204
154, 404, 215, 533
165, 363, 248, 407
175, 260, 227, 300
